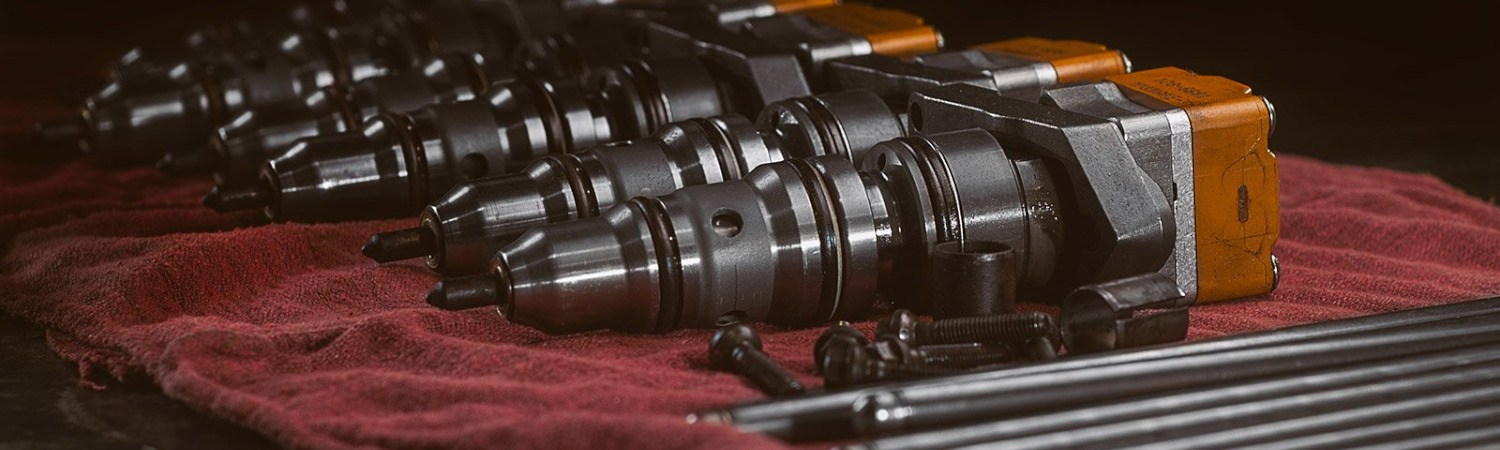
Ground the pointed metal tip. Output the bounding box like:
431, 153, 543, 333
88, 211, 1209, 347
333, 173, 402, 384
426, 274, 502, 311
362, 227, 435, 263
14, 119, 85, 161
202, 185, 266, 212
32, 118, 82, 145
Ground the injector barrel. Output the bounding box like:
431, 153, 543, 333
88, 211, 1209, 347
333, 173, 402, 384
60, 0, 555, 165
368, 89, 901, 275
191, 0, 835, 183
210, 57, 731, 222
366, 37, 1130, 275
433, 155, 894, 333
205, 4, 943, 223
202, 50, 515, 186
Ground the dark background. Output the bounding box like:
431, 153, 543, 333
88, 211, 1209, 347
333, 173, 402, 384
1, 0, 1496, 447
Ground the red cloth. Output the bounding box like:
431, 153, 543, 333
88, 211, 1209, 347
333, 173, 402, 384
2, 154, 1499, 449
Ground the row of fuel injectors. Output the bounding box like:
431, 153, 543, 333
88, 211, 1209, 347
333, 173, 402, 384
32, 0, 1280, 359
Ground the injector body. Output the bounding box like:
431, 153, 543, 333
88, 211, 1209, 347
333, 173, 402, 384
209, 4, 940, 223
368, 37, 1129, 276
379, 89, 901, 276
197, 0, 840, 185
240, 57, 733, 222
98, 0, 408, 97
203, 50, 516, 187
62, 0, 561, 165
433, 67, 1278, 333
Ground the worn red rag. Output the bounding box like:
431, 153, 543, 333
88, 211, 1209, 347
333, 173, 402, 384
2, 153, 1499, 449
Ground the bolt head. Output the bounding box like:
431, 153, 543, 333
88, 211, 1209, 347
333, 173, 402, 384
875, 310, 919, 344
815, 322, 868, 372
710, 324, 762, 369
820, 335, 870, 388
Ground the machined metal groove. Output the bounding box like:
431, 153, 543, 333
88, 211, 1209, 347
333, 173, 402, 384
621, 61, 671, 132
532, 157, 584, 221
524, 79, 569, 155
813, 160, 864, 323
421, 215, 448, 272
552, 153, 600, 219
905, 137, 963, 244
630, 197, 684, 332
688, 118, 744, 182
792, 96, 849, 156
492, 257, 516, 319
786, 159, 846, 324
391, 114, 430, 208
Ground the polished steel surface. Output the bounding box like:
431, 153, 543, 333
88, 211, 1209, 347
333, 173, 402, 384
381, 89, 901, 275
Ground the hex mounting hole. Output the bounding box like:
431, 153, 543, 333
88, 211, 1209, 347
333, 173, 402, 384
712, 209, 743, 238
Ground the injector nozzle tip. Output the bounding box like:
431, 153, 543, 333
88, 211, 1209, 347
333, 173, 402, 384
363, 227, 436, 263
33, 118, 81, 142
18, 119, 85, 160
157, 148, 218, 177
203, 185, 267, 212
4, 119, 81, 162
426, 274, 503, 311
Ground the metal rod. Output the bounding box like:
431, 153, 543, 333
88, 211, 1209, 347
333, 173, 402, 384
1350, 424, 1500, 450
695, 297, 1500, 441
953, 360, 1500, 449
855, 314, 1500, 436
858, 344, 1500, 450
1112, 383, 1500, 450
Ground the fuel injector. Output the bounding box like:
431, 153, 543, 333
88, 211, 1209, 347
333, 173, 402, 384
40, 0, 560, 166
425, 67, 1279, 333
96, 0, 408, 99
364, 37, 1129, 275
203, 4, 941, 222
205, 57, 733, 221
180, 50, 517, 186
185, 0, 841, 185
368, 89, 902, 275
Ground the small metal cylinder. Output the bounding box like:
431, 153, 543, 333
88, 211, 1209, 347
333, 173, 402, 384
929, 240, 1016, 318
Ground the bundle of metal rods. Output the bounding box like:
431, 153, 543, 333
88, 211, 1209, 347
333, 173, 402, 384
690, 296, 1500, 449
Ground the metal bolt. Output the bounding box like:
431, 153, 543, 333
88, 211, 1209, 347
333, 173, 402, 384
710, 324, 805, 396
917, 343, 1017, 368
818, 322, 1015, 375
821, 333, 945, 388
823, 335, 1003, 388
814, 321, 868, 374
876, 310, 1058, 346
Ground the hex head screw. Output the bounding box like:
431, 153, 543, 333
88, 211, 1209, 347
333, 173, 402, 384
711, 324, 805, 396
815, 321, 869, 374
821, 335, 966, 388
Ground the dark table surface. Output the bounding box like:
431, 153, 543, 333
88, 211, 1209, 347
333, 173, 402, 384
1, 1, 1495, 448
